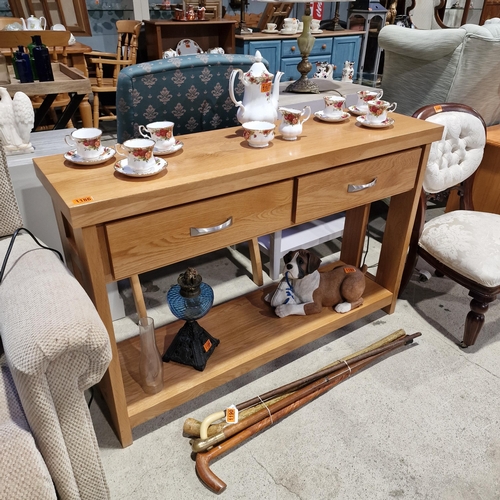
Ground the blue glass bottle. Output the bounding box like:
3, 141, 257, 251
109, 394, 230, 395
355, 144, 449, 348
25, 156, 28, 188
31, 35, 54, 82
14, 47, 34, 83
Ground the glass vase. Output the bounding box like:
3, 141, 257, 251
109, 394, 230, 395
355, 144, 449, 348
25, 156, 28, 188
139, 317, 164, 395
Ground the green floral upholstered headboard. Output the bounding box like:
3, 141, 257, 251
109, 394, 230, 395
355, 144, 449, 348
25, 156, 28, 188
116, 53, 264, 143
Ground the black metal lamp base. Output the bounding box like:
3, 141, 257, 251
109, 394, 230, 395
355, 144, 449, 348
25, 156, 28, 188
162, 320, 220, 371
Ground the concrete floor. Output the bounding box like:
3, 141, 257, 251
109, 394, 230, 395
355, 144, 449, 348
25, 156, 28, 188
88, 187, 500, 499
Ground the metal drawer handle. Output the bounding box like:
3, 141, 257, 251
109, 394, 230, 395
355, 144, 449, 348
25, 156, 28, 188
190, 217, 233, 236
347, 178, 377, 193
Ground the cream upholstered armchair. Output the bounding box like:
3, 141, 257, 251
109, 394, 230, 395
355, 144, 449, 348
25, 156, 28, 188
379, 19, 500, 126
400, 103, 500, 348
0, 141, 111, 499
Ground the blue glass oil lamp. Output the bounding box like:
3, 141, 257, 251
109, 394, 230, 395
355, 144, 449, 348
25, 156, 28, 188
163, 267, 219, 371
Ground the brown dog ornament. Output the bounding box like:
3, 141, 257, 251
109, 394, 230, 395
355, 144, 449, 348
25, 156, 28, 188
265, 249, 367, 318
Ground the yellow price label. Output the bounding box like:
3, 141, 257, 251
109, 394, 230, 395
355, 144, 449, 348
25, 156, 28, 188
72, 196, 94, 205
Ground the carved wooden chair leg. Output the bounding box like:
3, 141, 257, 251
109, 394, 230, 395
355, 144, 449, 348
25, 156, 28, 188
129, 274, 148, 321
461, 292, 497, 347
248, 237, 263, 286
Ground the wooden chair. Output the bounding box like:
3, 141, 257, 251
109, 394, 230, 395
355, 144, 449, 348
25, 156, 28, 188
84, 20, 142, 128
399, 103, 500, 347
0, 30, 73, 128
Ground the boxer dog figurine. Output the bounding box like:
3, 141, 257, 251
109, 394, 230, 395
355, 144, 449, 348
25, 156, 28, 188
265, 249, 367, 318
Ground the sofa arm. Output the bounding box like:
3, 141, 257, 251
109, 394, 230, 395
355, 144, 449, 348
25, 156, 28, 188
379, 25, 465, 61
0, 234, 111, 500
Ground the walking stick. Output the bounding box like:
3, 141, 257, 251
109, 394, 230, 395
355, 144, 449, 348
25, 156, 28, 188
186, 329, 408, 439
190, 332, 420, 452
195, 332, 421, 493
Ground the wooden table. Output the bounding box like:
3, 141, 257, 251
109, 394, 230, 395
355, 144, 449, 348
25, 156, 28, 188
5, 63, 91, 130
1, 40, 93, 128
144, 19, 236, 60
33, 115, 443, 447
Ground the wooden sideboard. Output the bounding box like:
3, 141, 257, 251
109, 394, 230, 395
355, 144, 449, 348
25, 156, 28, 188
236, 30, 363, 82
144, 19, 236, 60
33, 115, 443, 447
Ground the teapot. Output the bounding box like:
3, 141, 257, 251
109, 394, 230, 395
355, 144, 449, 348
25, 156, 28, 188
229, 51, 284, 125
21, 15, 47, 30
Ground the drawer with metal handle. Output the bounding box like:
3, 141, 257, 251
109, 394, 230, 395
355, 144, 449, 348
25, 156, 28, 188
293, 148, 422, 224
105, 180, 294, 280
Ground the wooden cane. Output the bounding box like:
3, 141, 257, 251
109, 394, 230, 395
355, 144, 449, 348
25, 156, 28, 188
186, 329, 408, 438
191, 332, 421, 453
195, 337, 417, 494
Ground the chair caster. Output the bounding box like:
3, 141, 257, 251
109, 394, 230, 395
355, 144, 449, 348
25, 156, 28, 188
417, 269, 432, 282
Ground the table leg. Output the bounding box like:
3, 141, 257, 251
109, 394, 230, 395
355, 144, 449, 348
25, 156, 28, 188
33, 94, 57, 130
377, 143, 432, 313
74, 225, 134, 447
54, 93, 85, 130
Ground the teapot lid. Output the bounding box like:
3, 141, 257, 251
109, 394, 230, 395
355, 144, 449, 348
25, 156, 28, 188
244, 50, 273, 83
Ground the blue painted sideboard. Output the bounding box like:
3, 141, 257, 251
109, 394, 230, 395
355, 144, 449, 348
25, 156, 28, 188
235, 31, 362, 82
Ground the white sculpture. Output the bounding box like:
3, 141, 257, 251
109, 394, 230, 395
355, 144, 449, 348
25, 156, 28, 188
0, 88, 35, 154
341, 61, 355, 83
313, 61, 335, 80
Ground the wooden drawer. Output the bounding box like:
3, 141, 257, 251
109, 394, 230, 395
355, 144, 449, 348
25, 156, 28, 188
105, 180, 293, 280
294, 148, 421, 224
281, 37, 333, 58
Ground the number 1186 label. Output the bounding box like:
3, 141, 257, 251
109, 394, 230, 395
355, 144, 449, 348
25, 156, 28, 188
225, 405, 239, 424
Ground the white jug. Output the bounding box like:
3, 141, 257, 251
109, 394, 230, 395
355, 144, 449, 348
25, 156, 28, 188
21, 15, 47, 30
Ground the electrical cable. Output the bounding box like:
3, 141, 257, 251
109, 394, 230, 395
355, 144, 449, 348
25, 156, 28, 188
0, 227, 63, 285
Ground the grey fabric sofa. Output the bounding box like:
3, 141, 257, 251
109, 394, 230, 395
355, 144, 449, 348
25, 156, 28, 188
0, 141, 111, 499
379, 19, 500, 126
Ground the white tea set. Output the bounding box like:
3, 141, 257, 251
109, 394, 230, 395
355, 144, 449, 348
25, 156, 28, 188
347, 90, 398, 128
63, 121, 184, 177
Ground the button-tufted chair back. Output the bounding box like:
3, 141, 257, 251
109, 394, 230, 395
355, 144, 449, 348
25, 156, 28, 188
399, 103, 500, 348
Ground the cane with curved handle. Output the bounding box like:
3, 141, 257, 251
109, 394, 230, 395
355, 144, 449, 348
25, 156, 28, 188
194, 334, 421, 493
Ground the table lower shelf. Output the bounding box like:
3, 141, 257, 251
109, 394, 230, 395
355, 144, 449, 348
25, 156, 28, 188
117, 263, 393, 429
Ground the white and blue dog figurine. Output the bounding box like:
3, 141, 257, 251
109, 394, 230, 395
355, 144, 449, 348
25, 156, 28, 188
265, 249, 367, 318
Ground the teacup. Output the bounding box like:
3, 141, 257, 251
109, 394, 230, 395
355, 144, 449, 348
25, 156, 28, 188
139, 121, 175, 151
323, 95, 346, 117
51, 24, 66, 31
279, 106, 311, 141
115, 138, 156, 172
311, 19, 321, 31
283, 18, 298, 33
297, 21, 304, 32
267, 23, 277, 31
356, 90, 383, 111
242, 121, 275, 148
65, 128, 102, 159
366, 99, 397, 123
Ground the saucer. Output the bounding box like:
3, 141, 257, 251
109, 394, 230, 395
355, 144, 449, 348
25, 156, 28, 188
314, 110, 350, 123
64, 147, 115, 165
153, 140, 183, 156
114, 157, 167, 177
262, 29, 279, 34
348, 105, 367, 116
356, 115, 395, 128
311, 29, 323, 34
280, 30, 297, 35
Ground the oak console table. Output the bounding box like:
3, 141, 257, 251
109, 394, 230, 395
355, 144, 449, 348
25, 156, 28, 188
33, 115, 443, 447
144, 19, 236, 60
